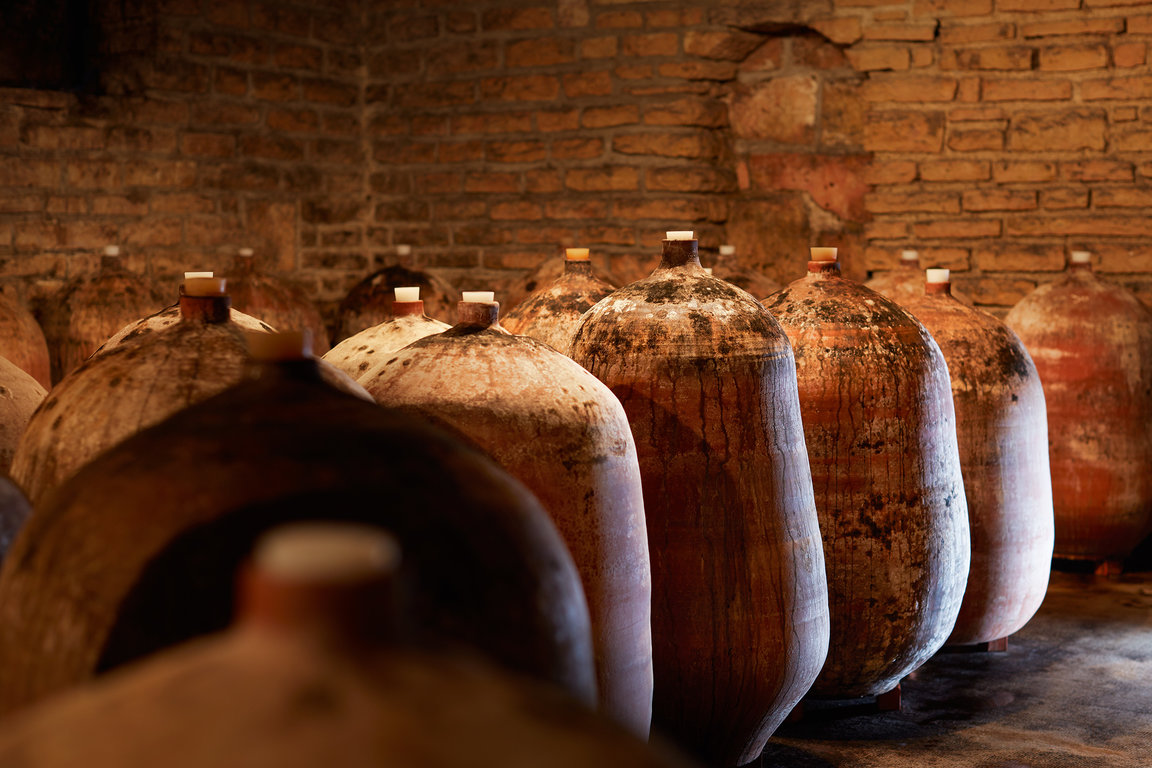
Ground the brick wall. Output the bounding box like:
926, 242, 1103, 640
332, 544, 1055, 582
3, 0, 1152, 328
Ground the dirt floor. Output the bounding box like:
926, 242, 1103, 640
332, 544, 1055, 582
756, 569, 1152, 768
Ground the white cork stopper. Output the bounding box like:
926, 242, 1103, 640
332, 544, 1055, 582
462, 291, 495, 303
238, 247, 255, 258
703, 267, 714, 276
926, 268, 950, 284
901, 249, 919, 263
394, 286, 420, 302
565, 248, 590, 261
396, 244, 412, 257
810, 247, 838, 262
184, 271, 214, 280
719, 244, 736, 257
185, 277, 227, 297
666, 230, 695, 241
1070, 250, 1092, 264
255, 523, 400, 583
247, 330, 314, 362
104, 245, 121, 257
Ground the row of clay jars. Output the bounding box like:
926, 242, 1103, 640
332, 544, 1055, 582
501, 249, 617, 353
1005, 253, 1152, 563
0, 292, 51, 390
571, 235, 829, 767
358, 295, 653, 737
864, 249, 973, 307
229, 248, 331, 355
764, 248, 970, 699
325, 288, 450, 380
901, 270, 1053, 646
0, 523, 692, 768
0, 336, 597, 715
336, 260, 460, 342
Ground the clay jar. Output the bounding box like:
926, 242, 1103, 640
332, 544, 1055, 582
359, 293, 652, 736
38, 246, 165, 384
765, 248, 970, 699
324, 287, 450, 381
865, 249, 972, 307
336, 258, 459, 342
0, 477, 32, 565
1005, 252, 1152, 563
569, 233, 829, 767
501, 249, 616, 352
11, 278, 309, 507
0, 357, 46, 476
227, 248, 331, 355
0, 335, 595, 715
0, 524, 691, 768
903, 270, 1053, 646
502, 251, 618, 315
0, 292, 51, 389
706, 245, 781, 298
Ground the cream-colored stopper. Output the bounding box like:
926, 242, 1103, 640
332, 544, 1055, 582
184, 271, 214, 280
565, 248, 590, 261
255, 522, 401, 583
238, 247, 254, 258
703, 267, 714, 276
901, 249, 919, 262
104, 245, 121, 257
462, 291, 495, 303
247, 330, 314, 361
719, 245, 735, 257
810, 247, 838, 262
396, 244, 412, 257
926, 268, 950, 284
1070, 250, 1092, 264
394, 286, 420, 302
666, 230, 695, 241
185, 277, 227, 297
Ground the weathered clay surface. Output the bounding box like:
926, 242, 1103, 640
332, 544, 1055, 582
12, 295, 263, 507
0, 477, 31, 566
337, 266, 459, 341
502, 255, 618, 317
903, 282, 1053, 645
502, 259, 616, 354
324, 301, 449, 381
570, 239, 829, 767
765, 261, 970, 699
1005, 265, 1152, 561
866, 258, 973, 308
0, 358, 46, 477
96, 304, 274, 353
0, 358, 596, 716
704, 252, 781, 299
0, 293, 51, 389
228, 256, 331, 354
38, 256, 165, 384
361, 301, 652, 737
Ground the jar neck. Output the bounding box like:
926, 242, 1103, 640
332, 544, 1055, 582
457, 301, 499, 328
392, 300, 424, 318
564, 259, 593, 276
658, 239, 700, 269
808, 260, 841, 275
180, 294, 231, 324
925, 282, 951, 296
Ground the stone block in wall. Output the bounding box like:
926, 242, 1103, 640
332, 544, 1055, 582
1007, 108, 1106, 151
744, 153, 870, 222
727, 194, 813, 286
821, 79, 866, 149
683, 29, 763, 61
728, 77, 818, 143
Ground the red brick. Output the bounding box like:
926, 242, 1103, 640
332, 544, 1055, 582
864, 160, 918, 184
566, 167, 640, 192
268, 107, 319, 133
847, 46, 911, 71
993, 161, 1057, 182
622, 32, 679, 57
58, 221, 117, 249
975, 244, 1065, 272
610, 197, 723, 223
46, 195, 86, 215
389, 13, 439, 41
862, 23, 938, 41
22, 124, 105, 151
181, 132, 235, 158
729, 77, 818, 143
793, 36, 849, 69
811, 17, 863, 44
432, 201, 486, 220
14, 221, 63, 252
914, 218, 1002, 239
373, 140, 435, 164
646, 166, 736, 193
957, 77, 981, 101
1111, 125, 1152, 151
1094, 188, 1152, 207
275, 44, 322, 71
1005, 215, 1152, 237
560, 0, 592, 26
740, 39, 782, 72
487, 140, 547, 163
866, 190, 961, 214
865, 111, 945, 152
65, 161, 120, 189
962, 189, 1038, 211
948, 127, 1005, 151
464, 172, 520, 193
438, 141, 485, 163
251, 2, 310, 37
747, 153, 870, 221
526, 169, 562, 193
949, 106, 1007, 121
920, 159, 991, 181
613, 130, 719, 159
596, 10, 642, 29
206, 0, 248, 27
1113, 106, 1139, 122
1038, 43, 1108, 71
862, 75, 958, 102
683, 29, 762, 60
122, 217, 183, 247
537, 109, 581, 131
563, 71, 613, 97
301, 78, 358, 107
982, 78, 1072, 100
1085, 0, 1151, 6
393, 82, 475, 110
91, 195, 150, 215
552, 137, 603, 159
998, 0, 1079, 9
481, 75, 560, 102
912, 47, 935, 68
615, 63, 653, 80
913, 0, 993, 14
1008, 109, 1106, 151
581, 37, 618, 59
1060, 160, 1133, 181
1041, 188, 1088, 209
865, 220, 911, 239
1021, 17, 1124, 36
582, 226, 635, 246
546, 199, 609, 219
506, 38, 575, 68
583, 105, 639, 128
823, 80, 866, 149
322, 112, 360, 136
123, 159, 198, 187
940, 23, 1016, 45
425, 44, 500, 78
1132, 15, 1152, 34
252, 72, 298, 101
152, 193, 216, 214
1114, 42, 1146, 68
213, 67, 248, 96
482, 7, 553, 31
943, 46, 1035, 70
643, 97, 726, 127
491, 201, 543, 221
657, 60, 738, 80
